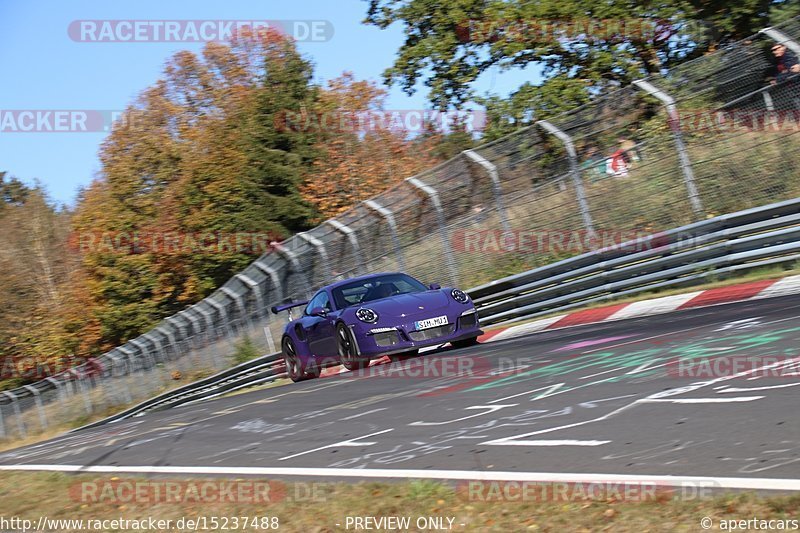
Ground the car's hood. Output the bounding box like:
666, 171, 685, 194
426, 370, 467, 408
357, 290, 452, 319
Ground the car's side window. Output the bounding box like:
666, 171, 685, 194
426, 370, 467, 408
305, 291, 332, 315
318, 291, 332, 311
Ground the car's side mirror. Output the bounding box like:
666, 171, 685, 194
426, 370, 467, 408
429, 283, 441, 290
309, 306, 327, 317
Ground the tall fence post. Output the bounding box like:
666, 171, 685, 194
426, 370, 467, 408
406, 176, 460, 285
363, 200, 407, 271
760, 27, 800, 58
296, 232, 331, 284
325, 219, 365, 277
463, 150, 511, 233
536, 120, 597, 238
632, 79, 705, 219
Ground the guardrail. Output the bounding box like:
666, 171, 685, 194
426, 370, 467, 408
471, 197, 800, 326
75, 353, 286, 430
71, 197, 800, 426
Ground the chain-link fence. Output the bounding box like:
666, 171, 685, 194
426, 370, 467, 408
3, 17, 800, 441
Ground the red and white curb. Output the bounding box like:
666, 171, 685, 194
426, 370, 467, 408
484, 274, 800, 343
316, 275, 800, 378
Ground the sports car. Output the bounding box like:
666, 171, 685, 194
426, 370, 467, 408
271, 272, 483, 381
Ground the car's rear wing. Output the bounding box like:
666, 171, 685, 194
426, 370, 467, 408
271, 300, 308, 315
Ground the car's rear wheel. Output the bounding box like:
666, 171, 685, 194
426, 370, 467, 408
451, 336, 479, 349
283, 337, 318, 382
337, 323, 367, 371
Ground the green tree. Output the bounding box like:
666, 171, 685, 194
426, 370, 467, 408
364, 0, 792, 121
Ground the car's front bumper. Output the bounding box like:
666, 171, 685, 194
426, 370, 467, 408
351, 309, 483, 358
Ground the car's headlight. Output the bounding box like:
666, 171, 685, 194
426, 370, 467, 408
451, 288, 469, 304
356, 308, 379, 323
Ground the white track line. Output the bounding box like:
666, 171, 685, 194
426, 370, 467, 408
483, 440, 611, 446
0, 464, 798, 490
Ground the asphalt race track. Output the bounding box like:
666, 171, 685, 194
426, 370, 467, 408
2, 295, 800, 490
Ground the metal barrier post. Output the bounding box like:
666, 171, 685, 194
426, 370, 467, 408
3, 392, 25, 438
129, 338, 157, 394
23, 385, 47, 430
536, 120, 597, 237
70, 372, 93, 415
406, 176, 460, 285
106, 353, 132, 404
363, 199, 407, 271
221, 287, 248, 325
236, 273, 263, 319
325, 219, 365, 277
632, 80, 705, 219
117, 346, 139, 401
44, 377, 67, 419
463, 150, 511, 233
296, 232, 331, 284
0, 403, 5, 438
254, 260, 284, 302
271, 242, 312, 296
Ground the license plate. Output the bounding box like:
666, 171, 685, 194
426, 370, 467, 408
414, 315, 448, 330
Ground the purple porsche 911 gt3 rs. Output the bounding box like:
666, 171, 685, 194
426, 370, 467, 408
271, 272, 483, 382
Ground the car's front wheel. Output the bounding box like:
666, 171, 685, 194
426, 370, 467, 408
283, 337, 318, 382
337, 323, 367, 371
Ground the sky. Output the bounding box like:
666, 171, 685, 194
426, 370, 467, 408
0, 0, 541, 207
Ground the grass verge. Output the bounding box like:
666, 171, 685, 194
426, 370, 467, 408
0, 472, 798, 532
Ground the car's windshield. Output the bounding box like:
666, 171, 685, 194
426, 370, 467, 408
331, 274, 428, 309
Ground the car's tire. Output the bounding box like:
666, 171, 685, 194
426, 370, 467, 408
451, 336, 479, 349
389, 349, 419, 362
282, 337, 318, 382
337, 323, 367, 371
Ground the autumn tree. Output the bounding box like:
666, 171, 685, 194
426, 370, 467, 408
73, 28, 320, 347
300, 72, 445, 219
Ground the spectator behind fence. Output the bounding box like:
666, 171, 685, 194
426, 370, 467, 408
770, 43, 800, 85
581, 145, 606, 181
605, 137, 640, 178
